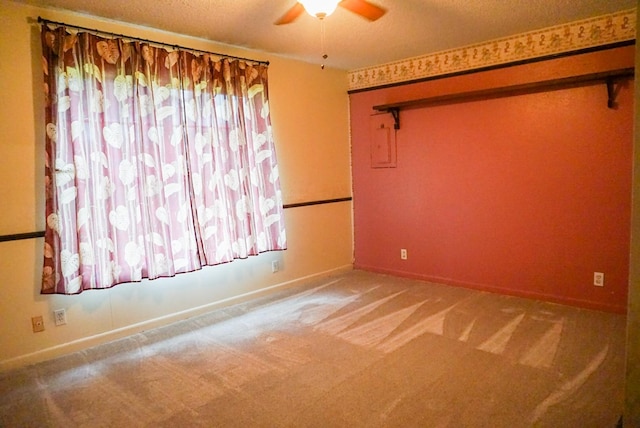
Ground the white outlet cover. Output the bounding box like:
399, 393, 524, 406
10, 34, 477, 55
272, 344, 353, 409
54, 309, 67, 326
594, 272, 604, 287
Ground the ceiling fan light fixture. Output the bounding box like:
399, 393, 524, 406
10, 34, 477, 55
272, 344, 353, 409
299, 0, 341, 19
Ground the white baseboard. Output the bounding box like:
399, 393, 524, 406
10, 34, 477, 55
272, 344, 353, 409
0, 265, 353, 372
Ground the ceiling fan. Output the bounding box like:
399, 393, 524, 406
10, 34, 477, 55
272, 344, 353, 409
275, 0, 386, 24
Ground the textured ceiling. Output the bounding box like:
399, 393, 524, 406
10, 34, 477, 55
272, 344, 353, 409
14, 0, 637, 70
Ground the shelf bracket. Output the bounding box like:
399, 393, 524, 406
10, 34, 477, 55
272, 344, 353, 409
389, 107, 400, 130
607, 77, 620, 109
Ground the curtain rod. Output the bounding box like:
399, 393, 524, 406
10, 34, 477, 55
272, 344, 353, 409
37, 17, 270, 66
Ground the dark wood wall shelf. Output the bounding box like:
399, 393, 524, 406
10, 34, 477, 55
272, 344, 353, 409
373, 67, 635, 130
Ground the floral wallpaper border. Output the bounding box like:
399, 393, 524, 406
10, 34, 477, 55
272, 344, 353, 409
348, 8, 636, 91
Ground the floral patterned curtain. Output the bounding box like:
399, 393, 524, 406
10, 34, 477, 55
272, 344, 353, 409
41, 26, 286, 294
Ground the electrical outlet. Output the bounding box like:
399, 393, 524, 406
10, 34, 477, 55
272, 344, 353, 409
400, 249, 408, 260
54, 309, 67, 326
31, 316, 45, 333
271, 260, 280, 273
594, 272, 604, 287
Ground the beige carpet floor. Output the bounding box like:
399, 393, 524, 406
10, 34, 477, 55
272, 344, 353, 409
0, 270, 627, 427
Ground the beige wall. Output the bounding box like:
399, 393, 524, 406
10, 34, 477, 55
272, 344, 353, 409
0, 2, 353, 370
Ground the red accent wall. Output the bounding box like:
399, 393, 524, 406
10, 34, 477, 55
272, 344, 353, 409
350, 46, 635, 313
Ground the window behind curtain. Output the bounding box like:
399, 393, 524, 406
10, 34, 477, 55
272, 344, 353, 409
41, 26, 286, 295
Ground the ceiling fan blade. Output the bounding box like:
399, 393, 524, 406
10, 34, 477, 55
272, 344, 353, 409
339, 0, 386, 21
275, 3, 306, 25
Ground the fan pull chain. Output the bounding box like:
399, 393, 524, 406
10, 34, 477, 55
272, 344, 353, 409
320, 18, 327, 69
